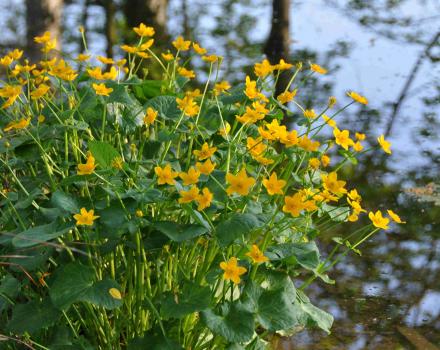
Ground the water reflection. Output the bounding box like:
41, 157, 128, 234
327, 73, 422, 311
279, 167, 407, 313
281, 205, 440, 348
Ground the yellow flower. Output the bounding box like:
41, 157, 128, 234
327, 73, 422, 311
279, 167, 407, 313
34, 31, 51, 44
186, 89, 201, 98
77, 53, 91, 62
322, 172, 347, 195
368, 210, 389, 230
377, 134, 391, 154
334, 128, 354, 150
193, 143, 217, 160
355, 132, 366, 141
280, 130, 299, 147
387, 209, 406, 224
97, 56, 114, 65
37, 115, 45, 123
244, 76, 267, 101
247, 137, 267, 157
108, 288, 122, 300
102, 67, 118, 80
4, 117, 30, 132
353, 141, 363, 152
0, 55, 13, 66
0, 84, 22, 109
77, 153, 96, 175
179, 167, 201, 185
202, 55, 219, 63
220, 257, 247, 284
111, 156, 124, 170
92, 83, 113, 96
214, 81, 231, 96
172, 36, 191, 51
298, 135, 320, 151
73, 208, 99, 226
321, 154, 331, 167
155, 164, 178, 185
136, 51, 151, 59
309, 158, 321, 170
176, 95, 199, 117
144, 107, 158, 125
328, 96, 337, 108
179, 186, 200, 204
162, 52, 174, 61
246, 245, 269, 264
177, 67, 196, 79
219, 122, 231, 137
135, 209, 144, 217
303, 109, 317, 119
262, 172, 286, 195
275, 59, 293, 70
87, 67, 104, 79
283, 193, 304, 217
254, 59, 274, 78
347, 189, 361, 202
348, 213, 359, 222
8, 49, 23, 60
322, 114, 337, 128
310, 63, 327, 74
347, 198, 366, 214
277, 89, 297, 104
347, 91, 368, 105
121, 45, 138, 54
196, 187, 213, 211
226, 168, 256, 196
192, 42, 207, 55
133, 23, 155, 37
196, 159, 216, 175
30, 84, 50, 100
138, 42, 153, 54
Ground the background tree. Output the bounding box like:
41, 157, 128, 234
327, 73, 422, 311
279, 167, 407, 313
25, 0, 64, 61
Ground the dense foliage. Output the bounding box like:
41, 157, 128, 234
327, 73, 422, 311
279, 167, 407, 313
0, 25, 403, 349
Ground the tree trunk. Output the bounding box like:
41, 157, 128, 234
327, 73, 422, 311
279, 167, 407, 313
25, 0, 63, 62
123, 0, 169, 45
264, 0, 291, 99
104, 0, 117, 60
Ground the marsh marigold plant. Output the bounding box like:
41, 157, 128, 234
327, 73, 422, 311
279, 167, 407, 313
0, 24, 402, 349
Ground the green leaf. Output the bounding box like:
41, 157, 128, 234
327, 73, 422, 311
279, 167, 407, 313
219, 83, 246, 104
0, 275, 20, 312
198, 106, 222, 136
243, 275, 299, 331
320, 203, 350, 222
88, 140, 120, 169
265, 242, 320, 270
202, 303, 255, 343
14, 188, 42, 209
7, 298, 61, 334
141, 80, 164, 98
50, 262, 123, 310
83, 279, 123, 310
128, 332, 183, 350
153, 221, 208, 242
145, 95, 181, 120
216, 213, 264, 247
257, 289, 300, 331
161, 282, 211, 318
50, 263, 95, 310
296, 291, 333, 333
51, 190, 79, 213
12, 221, 74, 248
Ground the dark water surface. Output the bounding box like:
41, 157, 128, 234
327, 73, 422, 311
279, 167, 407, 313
280, 202, 440, 349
